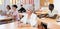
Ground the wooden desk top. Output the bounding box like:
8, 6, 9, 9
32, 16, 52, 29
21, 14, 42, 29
35, 11, 48, 15
0, 16, 12, 20
18, 27, 38, 29
0, 21, 37, 29
47, 22, 60, 29
37, 18, 57, 24
37, 18, 60, 29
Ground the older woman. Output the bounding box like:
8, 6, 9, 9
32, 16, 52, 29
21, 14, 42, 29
20, 5, 37, 27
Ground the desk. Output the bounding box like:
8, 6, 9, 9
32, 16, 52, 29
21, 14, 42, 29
37, 18, 57, 24
18, 27, 38, 29
0, 16, 14, 29
0, 21, 38, 29
37, 18, 60, 29
0, 16, 12, 20
0, 15, 37, 29
0, 16, 12, 24
35, 10, 48, 16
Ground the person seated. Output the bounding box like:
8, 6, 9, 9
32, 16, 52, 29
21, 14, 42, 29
46, 4, 58, 19
11, 5, 19, 21
18, 5, 26, 13
0, 10, 2, 15
20, 6, 37, 27
6, 5, 12, 16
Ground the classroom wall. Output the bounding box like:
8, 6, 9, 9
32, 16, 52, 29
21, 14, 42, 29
1, 0, 60, 12
54, 0, 60, 14
0, 0, 10, 10
0, 0, 40, 10
34, 0, 40, 10
17, 0, 40, 10
0, 4, 4, 10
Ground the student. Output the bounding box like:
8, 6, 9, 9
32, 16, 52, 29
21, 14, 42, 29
6, 5, 12, 16
20, 6, 37, 27
47, 4, 58, 18
18, 5, 26, 13
12, 5, 19, 21
1, 5, 11, 16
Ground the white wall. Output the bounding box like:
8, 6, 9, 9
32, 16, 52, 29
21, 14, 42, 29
0, 4, 4, 10
4, 0, 10, 10
0, 0, 40, 10
54, 0, 60, 14
0, 0, 10, 10
34, 0, 40, 10
0, 0, 4, 10
4, 0, 10, 7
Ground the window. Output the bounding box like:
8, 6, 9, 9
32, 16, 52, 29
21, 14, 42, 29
10, 0, 19, 5
10, 0, 12, 5
16, 0, 19, 4
0, 0, 4, 5
10, 0, 34, 5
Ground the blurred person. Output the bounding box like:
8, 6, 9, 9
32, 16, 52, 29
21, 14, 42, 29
11, 5, 20, 27
18, 5, 26, 13
47, 4, 58, 18
12, 5, 20, 21
6, 5, 12, 16
20, 5, 37, 27
0, 10, 2, 15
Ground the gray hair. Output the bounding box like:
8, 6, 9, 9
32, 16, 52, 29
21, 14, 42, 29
25, 4, 33, 12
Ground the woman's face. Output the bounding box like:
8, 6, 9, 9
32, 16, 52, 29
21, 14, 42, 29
26, 9, 32, 14
6, 6, 9, 10
12, 7, 16, 10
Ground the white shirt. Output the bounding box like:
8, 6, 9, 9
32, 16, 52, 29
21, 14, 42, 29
6, 10, 13, 15
12, 10, 19, 20
48, 9, 58, 17
21, 13, 37, 26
